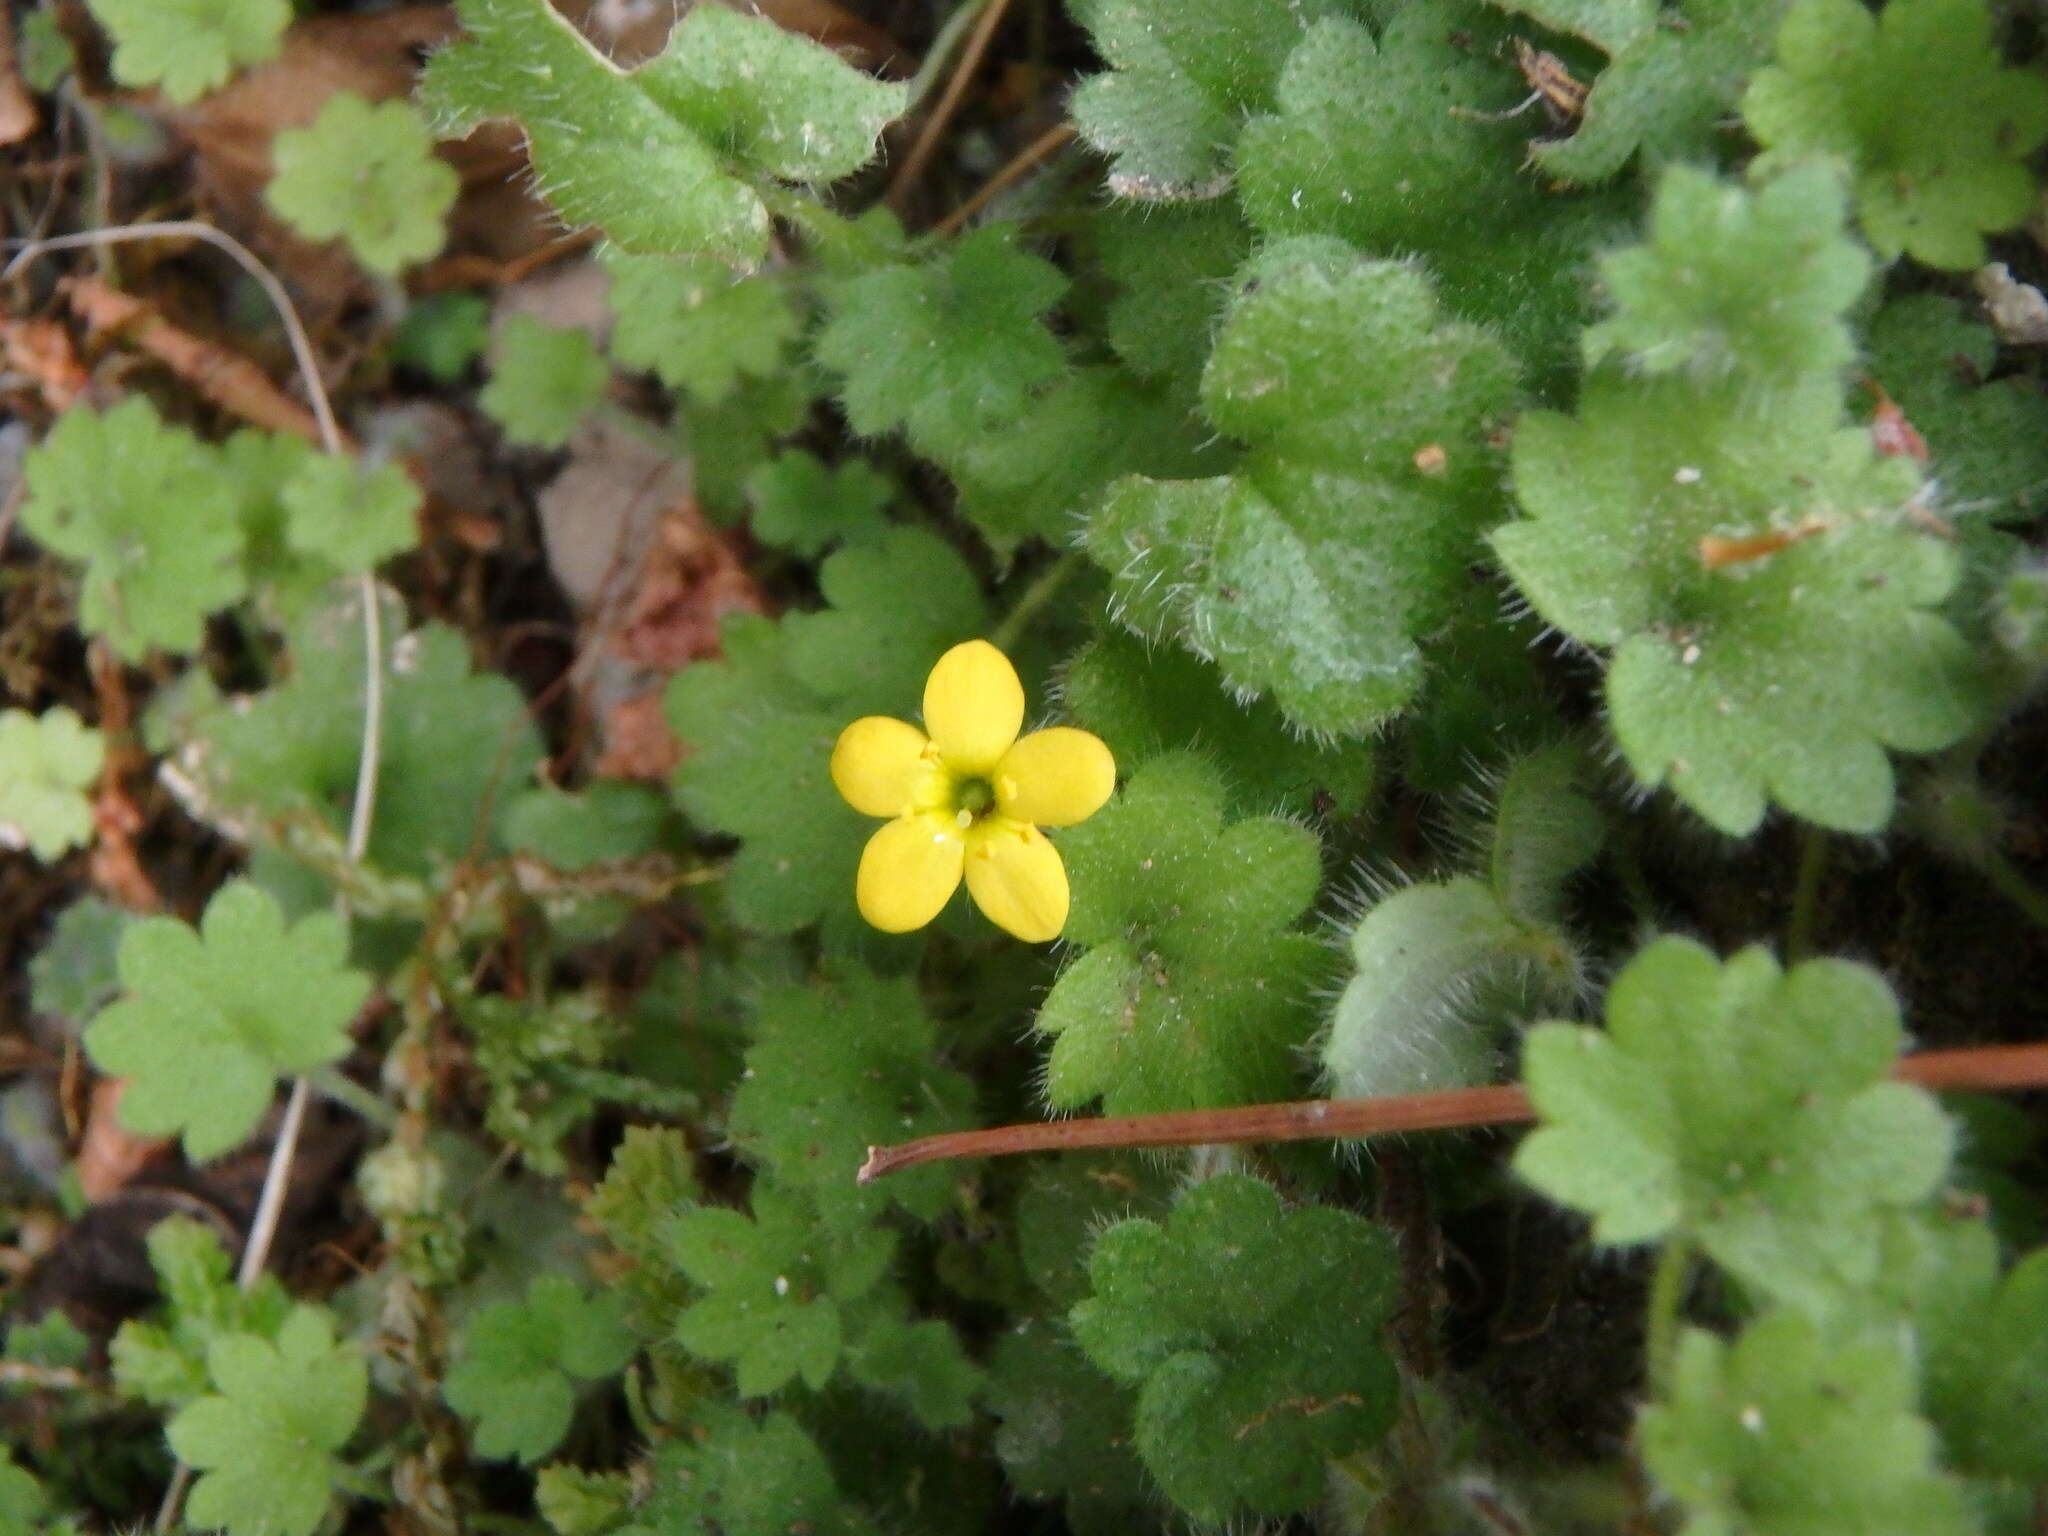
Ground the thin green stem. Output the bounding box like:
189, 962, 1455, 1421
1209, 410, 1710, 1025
1975, 845, 2048, 929
1785, 825, 1827, 961
1644, 1236, 1694, 1399
311, 1067, 401, 1131
904, 0, 991, 111
989, 551, 1081, 652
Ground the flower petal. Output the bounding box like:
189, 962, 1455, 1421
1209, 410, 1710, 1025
922, 639, 1024, 775
994, 727, 1117, 828
832, 716, 933, 818
857, 814, 965, 933
964, 818, 1069, 943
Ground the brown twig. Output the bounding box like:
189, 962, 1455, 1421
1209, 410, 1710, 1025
62, 274, 344, 446
886, 0, 1015, 212
857, 1040, 2048, 1182
933, 120, 1077, 237
408, 228, 600, 294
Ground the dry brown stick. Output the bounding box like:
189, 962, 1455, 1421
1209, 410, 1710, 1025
858, 1039, 2048, 1182
933, 120, 1077, 237
63, 274, 348, 447
886, 0, 1016, 212
408, 227, 600, 294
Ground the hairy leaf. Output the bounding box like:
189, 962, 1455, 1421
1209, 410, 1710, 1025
1085, 238, 1517, 736
1742, 0, 2048, 268
1070, 1175, 1399, 1522
1514, 937, 1954, 1312
1038, 755, 1327, 1115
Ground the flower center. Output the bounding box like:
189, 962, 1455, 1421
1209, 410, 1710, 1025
949, 774, 996, 828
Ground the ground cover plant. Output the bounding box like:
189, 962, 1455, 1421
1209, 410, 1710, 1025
3, 0, 2048, 1531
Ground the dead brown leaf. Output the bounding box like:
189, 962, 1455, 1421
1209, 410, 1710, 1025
75, 1079, 171, 1203
612, 507, 764, 671
593, 691, 685, 782
64, 274, 337, 443
0, 18, 38, 146
0, 314, 88, 411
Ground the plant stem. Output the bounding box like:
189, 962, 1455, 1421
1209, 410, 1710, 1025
1785, 825, 1827, 961
888, 0, 1016, 211
312, 1067, 401, 1130
934, 121, 1078, 236
1974, 844, 2048, 929
989, 551, 1080, 652
1643, 1236, 1694, 1398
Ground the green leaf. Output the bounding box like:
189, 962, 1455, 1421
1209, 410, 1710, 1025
392, 292, 492, 384
1085, 237, 1518, 736
167, 1305, 368, 1536
1491, 0, 1785, 184
666, 529, 986, 934
179, 591, 545, 882
1067, 0, 1351, 199
947, 365, 1217, 551
1865, 292, 2048, 524
587, 1126, 700, 1269
1640, 1312, 1972, 1536
1322, 875, 1580, 1099
19, 10, 74, 92
444, 1277, 638, 1463
1913, 1234, 2048, 1481
84, 881, 370, 1162
668, 1183, 894, 1397
111, 1215, 291, 1409
843, 1311, 981, 1431
216, 427, 330, 622
0, 707, 103, 861
85, 0, 287, 104
744, 450, 892, 556
482, 316, 609, 449
685, 371, 814, 515
1069, 1175, 1399, 1522
1494, 372, 1978, 833
1096, 201, 1252, 384
1513, 937, 1954, 1312
20, 397, 246, 659
266, 93, 457, 275
1319, 741, 1602, 1100
603, 250, 799, 404
1584, 163, 1870, 385
1234, 4, 1624, 380
1015, 1154, 1177, 1310
0, 1451, 45, 1534
279, 452, 421, 575
726, 968, 976, 1230
637, 1404, 878, 1536
499, 780, 669, 871
6, 1311, 88, 1371
1038, 755, 1328, 1116
422, 0, 901, 264
987, 1320, 1148, 1531
815, 225, 1067, 462
1060, 626, 1374, 816
536, 1467, 632, 1536
1742, 0, 2048, 268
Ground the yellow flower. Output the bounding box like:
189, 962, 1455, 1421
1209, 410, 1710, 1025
830, 639, 1116, 942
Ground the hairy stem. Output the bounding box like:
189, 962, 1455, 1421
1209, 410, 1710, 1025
1785, 825, 1827, 961
1643, 1236, 1694, 1398
989, 550, 1081, 652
